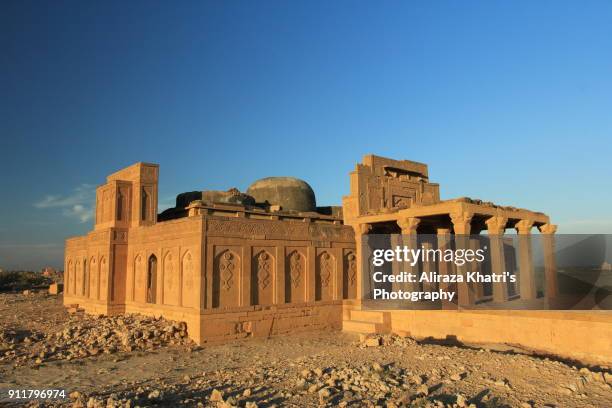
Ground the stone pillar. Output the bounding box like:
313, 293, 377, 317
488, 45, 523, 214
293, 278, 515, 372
276, 246, 286, 305
353, 224, 372, 302
437, 228, 455, 309
397, 217, 420, 293
450, 212, 475, 307
539, 224, 558, 299
515, 220, 536, 300
469, 234, 484, 300
421, 239, 435, 293
390, 233, 404, 294
486, 215, 508, 303
333, 246, 343, 301
242, 246, 252, 307
307, 246, 316, 302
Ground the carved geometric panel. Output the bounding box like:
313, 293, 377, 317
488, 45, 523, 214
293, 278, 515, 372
343, 251, 357, 299
72, 260, 77, 295
75, 259, 83, 297
99, 256, 108, 301
66, 260, 73, 295
252, 250, 274, 306
316, 251, 334, 301
285, 250, 306, 303
134, 254, 145, 302
89, 256, 97, 300
207, 218, 309, 240
391, 195, 412, 209
163, 251, 179, 306
83, 259, 89, 297
213, 249, 240, 308
181, 251, 195, 308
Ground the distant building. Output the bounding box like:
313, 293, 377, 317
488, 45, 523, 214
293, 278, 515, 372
41, 266, 56, 277
602, 262, 612, 271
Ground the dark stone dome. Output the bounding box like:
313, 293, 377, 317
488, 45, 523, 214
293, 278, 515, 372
247, 177, 316, 212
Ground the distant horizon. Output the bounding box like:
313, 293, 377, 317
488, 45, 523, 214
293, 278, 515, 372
2, 1, 612, 270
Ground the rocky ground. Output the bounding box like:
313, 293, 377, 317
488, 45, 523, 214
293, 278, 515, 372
0, 292, 611, 408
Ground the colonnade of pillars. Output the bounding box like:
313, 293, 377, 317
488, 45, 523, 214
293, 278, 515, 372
353, 212, 558, 307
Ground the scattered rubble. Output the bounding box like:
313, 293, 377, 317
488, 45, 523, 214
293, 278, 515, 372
0, 295, 192, 367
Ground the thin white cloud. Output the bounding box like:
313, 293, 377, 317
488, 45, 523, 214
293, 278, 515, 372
34, 183, 94, 208
34, 184, 95, 223
63, 204, 93, 223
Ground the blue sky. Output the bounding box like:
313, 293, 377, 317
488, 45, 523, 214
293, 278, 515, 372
1, 1, 611, 270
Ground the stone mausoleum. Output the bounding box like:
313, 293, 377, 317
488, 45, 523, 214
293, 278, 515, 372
64, 155, 612, 364
64, 161, 356, 344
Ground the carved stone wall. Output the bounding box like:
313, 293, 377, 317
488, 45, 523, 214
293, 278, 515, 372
344, 155, 441, 219
206, 217, 354, 243
65, 162, 355, 345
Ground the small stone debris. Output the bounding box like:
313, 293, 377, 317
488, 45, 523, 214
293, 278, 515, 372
416, 384, 429, 396
210, 389, 224, 402
0, 312, 192, 365
147, 389, 161, 400
359, 333, 417, 348
364, 337, 381, 347
450, 373, 462, 381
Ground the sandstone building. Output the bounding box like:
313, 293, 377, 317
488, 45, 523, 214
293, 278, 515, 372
64, 162, 355, 343
64, 155, 611, 363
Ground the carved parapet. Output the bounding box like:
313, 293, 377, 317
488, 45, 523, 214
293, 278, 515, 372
397, 217, 420, 234
515, 219, 534, 235
538, 223, 558, 234
485, 215, 508, 235
187, 200, 205, 217
450, 212, 473, 235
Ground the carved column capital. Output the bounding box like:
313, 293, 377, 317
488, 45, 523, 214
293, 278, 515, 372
436, 228, 451, 235
397, 217, 420, 234
538, 223, 557, 235
485, 215, 508, 235
450, 211, 473, 235
354, 223, 372, 236
515, 219, 534, 235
